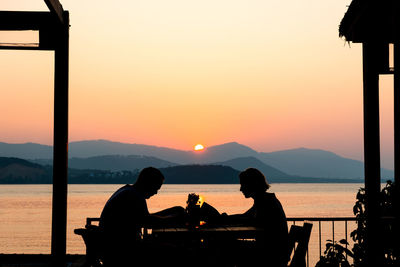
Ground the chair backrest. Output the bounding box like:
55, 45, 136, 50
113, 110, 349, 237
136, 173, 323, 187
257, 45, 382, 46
287, 222, 313, 267
74, 225, 104, 267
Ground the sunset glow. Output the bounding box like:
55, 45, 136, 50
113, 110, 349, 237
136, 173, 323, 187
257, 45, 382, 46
194, 144, 205, 151
0, 0, 396, 170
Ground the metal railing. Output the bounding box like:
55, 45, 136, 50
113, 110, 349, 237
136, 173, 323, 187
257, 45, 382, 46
287, 217, 357, 267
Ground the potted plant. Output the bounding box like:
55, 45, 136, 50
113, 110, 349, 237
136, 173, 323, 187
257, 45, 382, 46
315, 239, 353, 267
316, 181, 399, 267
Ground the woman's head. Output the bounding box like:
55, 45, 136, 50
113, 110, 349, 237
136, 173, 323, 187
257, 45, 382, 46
239, 168, 270, 198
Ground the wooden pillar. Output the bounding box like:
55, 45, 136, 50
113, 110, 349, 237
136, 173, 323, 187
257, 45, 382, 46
362, 42, 382, 266
394, 42, 400, 251
395, 43, 400, 186
51, 11, 69, 266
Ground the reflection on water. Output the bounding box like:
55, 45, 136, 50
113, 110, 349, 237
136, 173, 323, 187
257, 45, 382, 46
0, 183, 363, 258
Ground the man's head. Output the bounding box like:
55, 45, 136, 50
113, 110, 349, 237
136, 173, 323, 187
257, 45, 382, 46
134, 167, 165, 199
239, 168, 270, 198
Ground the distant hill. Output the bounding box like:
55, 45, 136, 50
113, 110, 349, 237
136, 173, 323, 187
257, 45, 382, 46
0, 157, 139, 184
259, 148, 394, 179
68, 155, 177, 171
33, 155, 178, 171
192, 142, 258, 164
68, 140, 192, 164
0, 157, 43, 169
68, 140, 259, 164
0, 156, 364, 184
214, 157, 290, 178
158, 165, 363, 184
32, 155, 291, 180
3, 140, 257, 164
159, 165, 240, 184
0, 142, 52, 159
0, 158, 241, 184
0, 157, 50, 183
0, 140, 394, 179
67, 169, 138, 184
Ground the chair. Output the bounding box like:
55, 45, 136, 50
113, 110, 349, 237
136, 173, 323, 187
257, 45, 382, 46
287, 222, 313, 267
74, 222, 104, 267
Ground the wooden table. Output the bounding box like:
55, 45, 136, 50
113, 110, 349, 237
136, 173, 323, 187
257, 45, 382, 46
145, 226, 264, 266
151, 225, 263, 240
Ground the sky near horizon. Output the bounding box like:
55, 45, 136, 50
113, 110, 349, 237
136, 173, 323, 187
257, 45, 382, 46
0, 0, 396, 169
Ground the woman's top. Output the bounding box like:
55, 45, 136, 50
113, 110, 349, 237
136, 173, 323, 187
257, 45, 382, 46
244, 192, 289, 265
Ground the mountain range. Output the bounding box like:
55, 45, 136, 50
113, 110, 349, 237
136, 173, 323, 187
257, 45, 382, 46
34, 155, 178, 172
0, 140, 394, 180
0, 157, 364, 184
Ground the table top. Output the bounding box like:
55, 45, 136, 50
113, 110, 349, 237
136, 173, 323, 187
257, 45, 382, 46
150, 225, 263, 240
153, 225, 261, 232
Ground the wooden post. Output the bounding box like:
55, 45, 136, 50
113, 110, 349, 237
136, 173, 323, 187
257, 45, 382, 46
395, 43, 400, 186
362, 42, 382, 266
394, 42, 400, 251
51, 11, 69, 267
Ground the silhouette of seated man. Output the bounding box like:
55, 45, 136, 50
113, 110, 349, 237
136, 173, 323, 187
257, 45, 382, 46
99, 167, 185, 266
224, 168, 289, 267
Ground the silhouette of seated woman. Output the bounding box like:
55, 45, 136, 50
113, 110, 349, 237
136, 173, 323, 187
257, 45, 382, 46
224, 168, 289, 267
99, 167, 185, 266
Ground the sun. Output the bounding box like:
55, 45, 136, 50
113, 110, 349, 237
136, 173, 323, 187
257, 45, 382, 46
194, 144, 205, 151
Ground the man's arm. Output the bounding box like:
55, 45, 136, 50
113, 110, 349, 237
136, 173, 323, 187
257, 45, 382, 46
144, 206, 186, 227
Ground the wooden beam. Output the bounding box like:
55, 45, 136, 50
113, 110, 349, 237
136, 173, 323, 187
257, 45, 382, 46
0, 43, 40, 50
0, 11, 52, 30
0, 11, 62, 50
44, 0, 65, 25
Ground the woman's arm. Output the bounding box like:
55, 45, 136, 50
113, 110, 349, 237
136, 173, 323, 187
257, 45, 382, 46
221, 206, 256, 225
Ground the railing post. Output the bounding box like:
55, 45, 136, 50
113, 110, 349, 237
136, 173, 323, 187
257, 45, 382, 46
318, 221, 322, 258
345, 220, 348, 260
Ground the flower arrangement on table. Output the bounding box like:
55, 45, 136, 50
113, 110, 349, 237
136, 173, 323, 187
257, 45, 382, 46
185, 193, 221, 227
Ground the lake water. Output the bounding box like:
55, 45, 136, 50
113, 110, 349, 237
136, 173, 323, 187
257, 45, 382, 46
0, 183, 365, 265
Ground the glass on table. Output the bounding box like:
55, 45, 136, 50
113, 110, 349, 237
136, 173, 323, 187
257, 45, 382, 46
141, 227, 153, 239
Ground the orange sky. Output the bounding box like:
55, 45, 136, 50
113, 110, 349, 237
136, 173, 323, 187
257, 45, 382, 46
0, 0, 396, 169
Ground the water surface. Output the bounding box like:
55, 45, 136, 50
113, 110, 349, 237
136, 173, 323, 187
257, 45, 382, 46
0, 183, 363, 256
